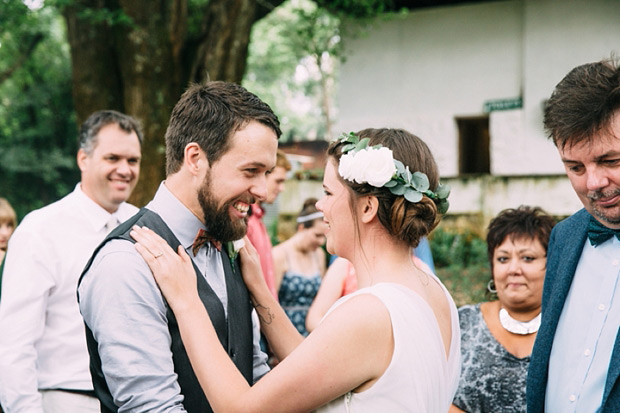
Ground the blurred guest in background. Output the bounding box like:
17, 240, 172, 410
0, 198, 17, 264
414, 236, 435, 272
273, 197, 328, 336
450, 205, 555, 413
246, 149, 291, 299
0, 110, 142, 413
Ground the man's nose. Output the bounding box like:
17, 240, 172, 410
250, 175, 268, 202
586, 166, 610, 192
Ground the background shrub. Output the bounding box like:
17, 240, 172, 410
429, 228, 491, 307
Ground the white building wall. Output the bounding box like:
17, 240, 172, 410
520, 0, 620, 174
335, 0, 620, 177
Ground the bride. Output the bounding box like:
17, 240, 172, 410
131, 128, 461, 412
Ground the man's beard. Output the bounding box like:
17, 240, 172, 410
589, 188, 620, 225
198, 172, 249, 242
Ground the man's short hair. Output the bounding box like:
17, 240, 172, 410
165, 82, 281, 175
544, 57, 620, 150
79, 110, 143, 155
276, 149, 292, 171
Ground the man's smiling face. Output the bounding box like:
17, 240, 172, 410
198, 120, 277, 241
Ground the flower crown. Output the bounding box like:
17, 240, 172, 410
336, 132, 450, 214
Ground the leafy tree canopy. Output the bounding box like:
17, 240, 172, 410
0, 2, 77, 219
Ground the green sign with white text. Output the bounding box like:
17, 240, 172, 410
483, 97, 523, 112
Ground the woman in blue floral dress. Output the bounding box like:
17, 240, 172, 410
273, 198, 328, 336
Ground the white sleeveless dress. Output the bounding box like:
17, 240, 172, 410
314, 278, 461, 413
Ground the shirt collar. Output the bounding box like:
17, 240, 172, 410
145, 182, 205, 250
74, 183, 135, 232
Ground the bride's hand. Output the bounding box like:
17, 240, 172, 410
238, 236, 268, 295
130, 225, 199, 312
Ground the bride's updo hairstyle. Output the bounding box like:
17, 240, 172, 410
327, 128, 442, 248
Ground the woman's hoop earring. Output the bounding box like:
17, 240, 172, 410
487, 279, 497, 294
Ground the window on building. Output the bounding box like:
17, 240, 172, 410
456, 116, 490, 175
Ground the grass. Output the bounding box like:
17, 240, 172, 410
436, 264, 491, 307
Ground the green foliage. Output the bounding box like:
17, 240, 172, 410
0, 4, 78, 220
75, 7, 134, 27
430, 228, 490, 306
437, 263, 491, 308
313, 0, 391, 18
47, 0, 134, 27
431, 228, 487, 268
244, 0, 341, 140
187, 0, 211, 36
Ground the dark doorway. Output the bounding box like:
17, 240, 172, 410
456, 116, 490, 175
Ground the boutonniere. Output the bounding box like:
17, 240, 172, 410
225, 238, 245, 273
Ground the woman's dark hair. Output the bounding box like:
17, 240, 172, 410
296, 197, 321, 229
486, 205, 556, 272
327, 128, 442, 248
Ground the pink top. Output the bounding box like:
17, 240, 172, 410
246, 204, 278, 300
341, 261, 358, 297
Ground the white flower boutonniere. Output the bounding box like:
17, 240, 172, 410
226, 238, 245, 273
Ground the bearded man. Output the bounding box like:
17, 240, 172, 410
527, 58, 620, 412
78, 82, 281, 413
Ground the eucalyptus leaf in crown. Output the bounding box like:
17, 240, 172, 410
336, 132, 450, 214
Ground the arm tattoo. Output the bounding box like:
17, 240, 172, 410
254, 302, 274, 325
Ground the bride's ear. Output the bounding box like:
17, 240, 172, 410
359, 195, 379, 224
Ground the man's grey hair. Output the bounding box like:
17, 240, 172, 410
79, 110, 143, 155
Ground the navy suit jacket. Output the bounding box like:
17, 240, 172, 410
527, 208, 620, 412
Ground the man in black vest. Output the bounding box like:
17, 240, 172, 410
78, 82, 281, 412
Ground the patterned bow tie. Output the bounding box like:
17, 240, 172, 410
587, 217, 620, 247
192, 229, 222, 255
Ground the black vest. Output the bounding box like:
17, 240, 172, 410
78, 208, 254, 412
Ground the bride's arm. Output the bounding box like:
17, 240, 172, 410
130, 226, 393, 413
237, 237, 304, 360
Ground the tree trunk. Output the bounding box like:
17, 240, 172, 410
62, 0, 284, 207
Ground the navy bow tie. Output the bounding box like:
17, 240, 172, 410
587, 217, 620, 247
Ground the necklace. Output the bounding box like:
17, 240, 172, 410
499, 308, 541, 335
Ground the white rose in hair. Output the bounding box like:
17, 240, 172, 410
338, 151, 357, 182
347, 149, 371, 184
359, 147, 396, 187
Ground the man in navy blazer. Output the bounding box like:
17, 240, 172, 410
527, 59, 620, 412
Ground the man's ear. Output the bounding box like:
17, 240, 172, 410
76, 148, 88, 172
184, 143, 208, 176
359, 195, 379, 224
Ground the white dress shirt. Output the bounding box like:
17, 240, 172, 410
78, 182, 268, 412
546, 236, 620, 412
0, 183, 137, 412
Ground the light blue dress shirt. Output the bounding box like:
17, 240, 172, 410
546, 236, 620, 412
79, 182, 268, 412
